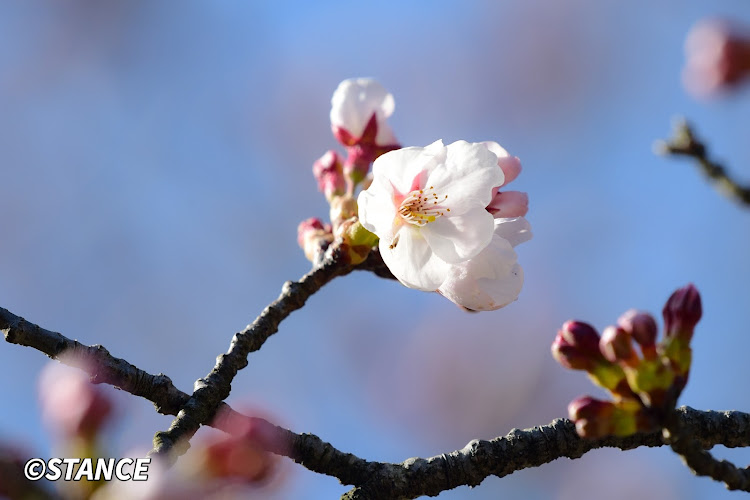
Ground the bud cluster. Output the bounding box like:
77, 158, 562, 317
299, 78, 401, 265
551, 284, 702, 438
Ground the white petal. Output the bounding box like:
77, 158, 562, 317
358, 182, 398, 243
480, 141, 510, 158
422, 207, 495, 263
330, 78, 394, 142
371, 143, 444, 196
423, 140, 504, 215
379, 227, 450, 291
492, 217, 533, 247
437, 233, 524, 311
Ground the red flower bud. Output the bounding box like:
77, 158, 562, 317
551, 321, 603, 370
663, 284, 702, 342
568, 396, 616, 438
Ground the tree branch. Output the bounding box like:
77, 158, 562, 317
5, 304, 750, 498
655, 118, 750, 207
664, 411, 750, 492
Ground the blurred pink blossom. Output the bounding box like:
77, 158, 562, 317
683, 19, 750, 97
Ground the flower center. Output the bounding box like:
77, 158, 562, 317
397, 186, 450, 227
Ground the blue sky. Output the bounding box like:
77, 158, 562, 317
1, 1, 749, 498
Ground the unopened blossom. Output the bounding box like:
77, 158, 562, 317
663, 283, 702, 341
330, 78, 398, 148
38, 362, 112, 439
297, 218, 333, 263
618, 309, 658, 359
600, 325, 638, 366
683, 19, 750, 97
358, 139, 503, 291
201, 412, 278, 485
312, 150, 345, 200
482, 141, 529, 218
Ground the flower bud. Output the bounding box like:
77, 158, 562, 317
334, 218, 378, 265
568, 396, 615, 438
201, 409, 279, 485
599, 325, 638, 366
551, 321, 602, 371
683, 19, 750, 97
343, 144, 375, 185
662, 284, 702, 342
330, 78, 398, 148
312, 150, 346, 201
329, 195, 358, 228
38, 363, 112, 439
560, 321, 602, 356
297, 218, 333, 263
617, 309, 658, 359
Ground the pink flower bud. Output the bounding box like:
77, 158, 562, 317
663, 284, 702, 342
38, 363, 112, 439
312, 150, 345, 201
599, 325, 637, 365
343, 144, 375, 184
618, 309, 658, 359
297, 218, 333, 263
683, 19, 750, 97
551, 321, 603, 370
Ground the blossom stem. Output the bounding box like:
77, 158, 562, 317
655, 118, 750, 207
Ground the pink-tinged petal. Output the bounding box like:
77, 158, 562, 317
379, 227, 450, 291
422, 207, 495, 263
487, 191, 529, 218
492, 217, 532, 248
423, 140, 505, 215
371, 142, 444, 195
437, 234, 523, 311
481, 141, 522, 186
497, 156, 522, 186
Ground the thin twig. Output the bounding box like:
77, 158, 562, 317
655, 118, 750, 207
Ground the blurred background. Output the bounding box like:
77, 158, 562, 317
1, 1, 749, 498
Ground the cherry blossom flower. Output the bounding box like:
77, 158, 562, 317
358, 139, 504, 291
330, 78, 398, 148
